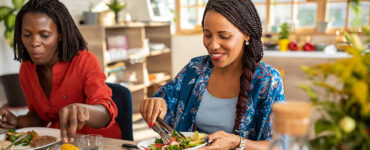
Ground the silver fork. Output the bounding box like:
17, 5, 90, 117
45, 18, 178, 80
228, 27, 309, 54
156, 118, 186, 138
152, 123, 173, 145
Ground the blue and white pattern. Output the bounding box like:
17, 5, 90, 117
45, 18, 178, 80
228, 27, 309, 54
153, 55, 285, 141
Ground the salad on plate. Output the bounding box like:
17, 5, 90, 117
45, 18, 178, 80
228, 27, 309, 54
146, 131, 207, 150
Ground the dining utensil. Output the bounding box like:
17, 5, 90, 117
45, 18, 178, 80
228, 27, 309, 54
121, 143, 138, 149
0, 114, 5, 123
4, 133, 28, 150
151, 123, 172, 145
156, 118, 186, 138
202, 137, 211, 146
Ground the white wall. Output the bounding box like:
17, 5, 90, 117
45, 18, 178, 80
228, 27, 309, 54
0, 0, 20, 76
61, 0, 103, 22
171, 35, 207, 75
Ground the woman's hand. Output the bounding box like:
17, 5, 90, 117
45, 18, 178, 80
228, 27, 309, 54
59, 103, 89, 143
0, 108, 18, 129
140, 97, 167, 128
199, 131, 241, 150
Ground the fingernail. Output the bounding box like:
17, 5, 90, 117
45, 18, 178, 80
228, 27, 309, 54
69, 138, 74, 142
63, 138, 68, 143
149, 121, 154, 128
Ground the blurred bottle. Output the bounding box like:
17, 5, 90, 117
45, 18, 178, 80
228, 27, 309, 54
267, 101, 312, 150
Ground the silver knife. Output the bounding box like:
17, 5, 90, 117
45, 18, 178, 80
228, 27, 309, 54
4, 133, 28, 150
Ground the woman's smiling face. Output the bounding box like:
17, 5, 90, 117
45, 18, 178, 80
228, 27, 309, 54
203, 10, 249, 68
21, 12, 60, 66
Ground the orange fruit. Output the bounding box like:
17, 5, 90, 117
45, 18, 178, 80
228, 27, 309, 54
60, 144, 79, 150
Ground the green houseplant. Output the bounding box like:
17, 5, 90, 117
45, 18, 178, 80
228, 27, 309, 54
0, 0, 24, 47
278, 23, 290, 51
105, 0, 127, 24
300, 26, 370, 150
0, 0, 26, 107
349, 0, 363, 29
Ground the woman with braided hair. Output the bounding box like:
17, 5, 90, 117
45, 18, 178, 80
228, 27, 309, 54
140, 0, 285, 149
0, 0, 121, 143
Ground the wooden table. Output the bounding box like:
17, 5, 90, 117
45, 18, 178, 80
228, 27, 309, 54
2, 128, 140, 149
103, 137, 138, 149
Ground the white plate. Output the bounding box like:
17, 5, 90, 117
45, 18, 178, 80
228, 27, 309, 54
0, 127, 61, 150
137, 132, 207, 150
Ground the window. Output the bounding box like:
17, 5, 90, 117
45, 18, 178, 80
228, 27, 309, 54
327, 2, 347, 28
254, 0, 267, 31
176, 0, 370, 34
326, 0, 370, 31
348, 2, 369, 27
295, 3, 317, 28
268, 0, 318, 32
176, 0, 208, 34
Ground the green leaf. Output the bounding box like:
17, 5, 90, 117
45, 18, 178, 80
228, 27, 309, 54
315, 118, 334, 135
106, 0, 126, 13
12, 0, 24, 10
5, 14, 16, 30
4, 29, 14, 47
0, 6, 13, 21
299, 84, 318, 103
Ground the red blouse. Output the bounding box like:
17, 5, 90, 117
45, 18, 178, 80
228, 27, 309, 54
19, 50, 121, 139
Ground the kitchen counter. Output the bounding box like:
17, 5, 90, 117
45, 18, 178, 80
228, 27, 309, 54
264, 50, 350, 58
262, 50, 350, 102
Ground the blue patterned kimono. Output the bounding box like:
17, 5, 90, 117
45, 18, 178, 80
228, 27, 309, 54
153, 55, 285, 141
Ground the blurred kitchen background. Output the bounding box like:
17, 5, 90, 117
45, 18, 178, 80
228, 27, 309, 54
0, 0, 369, 142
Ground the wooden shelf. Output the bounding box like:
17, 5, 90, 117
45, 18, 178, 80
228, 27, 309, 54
148, 74, 171, 86
103, 22, 145, 28
79, 22, 172, 113
126, 84, 146, 92
125, 74, 171, 92
106, 48, 171, 64
149, 48, 171, 57
264, 50, 350, 58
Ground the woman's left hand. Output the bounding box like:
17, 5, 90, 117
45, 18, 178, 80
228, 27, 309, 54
198, 131, 241, 150
59, 103, 90, 143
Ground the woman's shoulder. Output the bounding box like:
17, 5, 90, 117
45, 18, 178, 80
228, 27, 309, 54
19, 61, 34, 76
255, 62, 283, 80
75, 50, 97, 60
186, 55, 212, 72
72, 50, 100, 65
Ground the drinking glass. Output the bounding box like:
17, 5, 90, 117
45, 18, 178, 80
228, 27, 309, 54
77, 134, 104, 150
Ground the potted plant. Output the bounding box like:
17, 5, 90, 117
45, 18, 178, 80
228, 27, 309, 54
300, 26, 370, 149
83, 2, 97, 25
105, 0, 127, 24
0, 0, 23, 46
0, 0, 27, 107
278, 23, 290, 51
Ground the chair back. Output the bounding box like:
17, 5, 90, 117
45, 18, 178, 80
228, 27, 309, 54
106, 83, 133, 141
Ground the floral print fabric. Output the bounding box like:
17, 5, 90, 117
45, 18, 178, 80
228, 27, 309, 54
153, 55, 285, 141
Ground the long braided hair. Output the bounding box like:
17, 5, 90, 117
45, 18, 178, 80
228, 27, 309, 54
14, 0, 87, 62
201, 0, 263, 131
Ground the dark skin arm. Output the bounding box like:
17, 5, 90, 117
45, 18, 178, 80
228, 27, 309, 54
59, 103, 111, 143
198, 131, 276, 150
37, 66, 112, 143
0, 108, 43, 129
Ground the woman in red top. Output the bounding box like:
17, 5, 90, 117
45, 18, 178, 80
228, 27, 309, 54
0, 0, 121, 142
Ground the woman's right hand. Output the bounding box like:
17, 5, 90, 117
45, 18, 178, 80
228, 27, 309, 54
140, 97, 167, 128
0, 108, 18, 129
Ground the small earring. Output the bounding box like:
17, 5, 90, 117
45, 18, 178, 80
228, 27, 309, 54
245, 41, 249, 45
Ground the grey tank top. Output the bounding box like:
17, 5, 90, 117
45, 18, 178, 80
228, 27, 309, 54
194, 88, 238, 134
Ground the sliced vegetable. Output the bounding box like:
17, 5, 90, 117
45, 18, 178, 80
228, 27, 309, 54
5, 129, 38, 146
147, 131, 207, 150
